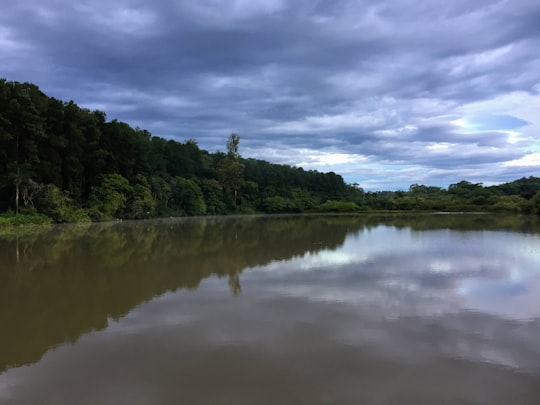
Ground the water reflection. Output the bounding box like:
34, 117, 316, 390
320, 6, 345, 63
1, 214, 540, 403
240, 224, 540, 378
0, 215, 360, 372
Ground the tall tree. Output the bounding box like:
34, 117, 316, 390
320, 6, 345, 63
4, 83, 46, 214
218, 134, 244, 207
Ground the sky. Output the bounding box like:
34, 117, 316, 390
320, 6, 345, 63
2, 0, 540, 190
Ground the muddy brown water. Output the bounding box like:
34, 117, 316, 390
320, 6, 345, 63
1, 214, 539, 404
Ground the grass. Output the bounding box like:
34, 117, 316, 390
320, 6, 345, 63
0, 212, 52, 226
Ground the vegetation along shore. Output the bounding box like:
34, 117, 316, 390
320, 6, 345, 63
1, 79, 539, 225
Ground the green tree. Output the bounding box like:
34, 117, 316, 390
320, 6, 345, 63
289, 188, 316, 212
126, 175, 156, 219
200, 179, 226, 215
262, 196, 290, 213
149, 175, 172, 215
531, 191, 540, 214
89, 174, 132, 220
170, 177, 206, 216
490, 195, 530, 213
2, 83, 46, 214
316, 200, 359, 213
35, 184, 90, 222
218, 134, 244, 207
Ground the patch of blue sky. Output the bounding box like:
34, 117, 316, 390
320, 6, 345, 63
469, 114, 530, 131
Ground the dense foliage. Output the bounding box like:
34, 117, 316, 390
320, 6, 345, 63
1, 79, 539, 223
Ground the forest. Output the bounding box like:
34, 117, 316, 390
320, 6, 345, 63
1, 78, 540, 224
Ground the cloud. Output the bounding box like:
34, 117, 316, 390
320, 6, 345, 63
1, 0, 540, 189
504, 152, 540, 167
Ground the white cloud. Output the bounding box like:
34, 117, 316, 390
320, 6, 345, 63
454, 91, 540, 157
266, 111, 386, 134
445, 44, 515, 77
297, 151, 367, 167
426, 142, 453, 151
503, 153, 540, 168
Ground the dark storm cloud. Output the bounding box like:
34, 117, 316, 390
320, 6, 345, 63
1, 0, 539, 189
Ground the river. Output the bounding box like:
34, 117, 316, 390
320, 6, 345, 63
1, 214, 539, 403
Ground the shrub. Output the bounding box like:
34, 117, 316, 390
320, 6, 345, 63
316, 200, 359, 213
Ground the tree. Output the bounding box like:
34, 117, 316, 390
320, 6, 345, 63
170, 177, 206, 216
88, 174, 132, 220
226, 133, 240, 159
127, 175, 156, 219
218, 134, 244, 207
262, 196, 290, 213
490, 195, 530, 213
34, 184, 90, 222
2, 83, 46, 214
200, 179, 226, 215
532, 191, 540, 215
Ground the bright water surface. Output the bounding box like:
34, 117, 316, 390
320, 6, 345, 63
1, 214, 540, 404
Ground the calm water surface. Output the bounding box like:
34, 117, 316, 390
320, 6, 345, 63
1, 214, 540, 404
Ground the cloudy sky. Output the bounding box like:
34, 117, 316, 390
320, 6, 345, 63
2, 0, 540, 190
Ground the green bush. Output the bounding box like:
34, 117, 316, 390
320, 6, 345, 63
34, 184, 91, 222
0, 212, 52, 226
170, 177, 207, 216
262, 196, 291, 213
316, 200, 359, 213
89, 174, 132, 220
531, 191, 540, 215
488, 195, 531, 213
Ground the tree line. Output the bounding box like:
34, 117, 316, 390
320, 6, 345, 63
1, 78, 539, 224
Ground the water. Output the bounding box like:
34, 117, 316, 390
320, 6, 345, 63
1, 214, 539, 404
